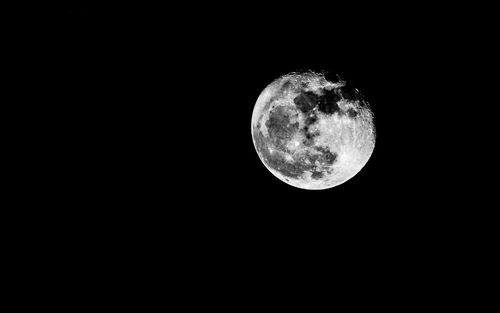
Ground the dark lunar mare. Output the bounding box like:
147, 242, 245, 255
317, 88, 341, 114
292, 84, 366, 119
264, 106, 299, 150
301, 113, 319, 146
304, 114, 318, 125
338, 85, 359, 102
254, 108, 338, 180
253, 83, 344, 181
314, 146, 338, 165
293, 91, 318, 113
311, 170, 324, 179
292, 88, 342, 115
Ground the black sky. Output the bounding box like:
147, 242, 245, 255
39, 3, 490, 269
51, 3, 473, 207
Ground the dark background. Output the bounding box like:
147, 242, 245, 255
20, 4, 493, 297
51, 4, 467, 209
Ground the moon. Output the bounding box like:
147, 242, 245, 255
251, 71, 375, 190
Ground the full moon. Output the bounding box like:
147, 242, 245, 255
251, 72, 375, 190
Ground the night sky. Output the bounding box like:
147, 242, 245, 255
40, 4, 487, 289
51, 2, 469, 220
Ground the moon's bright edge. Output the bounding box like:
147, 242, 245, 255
251, 72, 375, 190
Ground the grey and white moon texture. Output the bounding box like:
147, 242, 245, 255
251, 72, 375, 190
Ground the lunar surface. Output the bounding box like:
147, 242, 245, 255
251, 71, 375, 190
